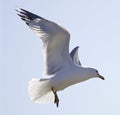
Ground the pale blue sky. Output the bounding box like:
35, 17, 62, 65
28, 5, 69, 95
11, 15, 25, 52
1, 0, 120, 115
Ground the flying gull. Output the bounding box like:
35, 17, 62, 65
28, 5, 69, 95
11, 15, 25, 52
16, 7, 104, 107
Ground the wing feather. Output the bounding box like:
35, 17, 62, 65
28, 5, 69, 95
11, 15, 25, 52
70, 46, 81, 66
16, 7, 72, 75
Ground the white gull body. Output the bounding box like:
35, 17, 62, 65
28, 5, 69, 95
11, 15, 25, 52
16, 7, 104, 107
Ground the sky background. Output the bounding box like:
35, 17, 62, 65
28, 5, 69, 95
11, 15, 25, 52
1, 0, 120, 115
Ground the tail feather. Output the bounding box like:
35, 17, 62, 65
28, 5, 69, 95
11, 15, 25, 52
28, 78, 54, 104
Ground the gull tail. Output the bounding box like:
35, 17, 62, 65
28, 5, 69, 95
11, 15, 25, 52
28, 78, 54, 104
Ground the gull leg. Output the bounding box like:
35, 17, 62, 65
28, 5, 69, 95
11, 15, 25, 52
51, 87, 59, 107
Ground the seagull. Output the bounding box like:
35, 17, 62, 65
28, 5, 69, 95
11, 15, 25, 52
16, 7, 104, 107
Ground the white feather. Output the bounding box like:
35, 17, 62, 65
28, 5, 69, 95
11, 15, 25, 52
28, 78, 54, 104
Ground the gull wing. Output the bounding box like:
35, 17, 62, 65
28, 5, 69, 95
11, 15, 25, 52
70, 46, 81, 66
16, 7, 72, 75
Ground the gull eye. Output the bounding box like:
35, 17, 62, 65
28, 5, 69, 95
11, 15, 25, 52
96, 70, 98, 73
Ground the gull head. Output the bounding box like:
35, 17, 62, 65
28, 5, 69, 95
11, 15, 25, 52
86, 68, 105, 80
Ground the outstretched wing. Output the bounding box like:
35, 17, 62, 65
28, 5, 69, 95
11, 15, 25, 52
16, 7, 72, 75
70, 46, 81, 66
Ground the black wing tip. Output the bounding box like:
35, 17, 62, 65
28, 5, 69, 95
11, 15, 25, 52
76, 46, 80, 48
15, 6, 25, 15
73, 46, 80, 51
16, 7, 31, 19
70, 46, 80, 57
16, 6, 45, 21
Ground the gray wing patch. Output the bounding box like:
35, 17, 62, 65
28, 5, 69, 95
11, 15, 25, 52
70, 46, 81, 66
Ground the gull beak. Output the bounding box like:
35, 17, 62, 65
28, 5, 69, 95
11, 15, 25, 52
98, 74, 105, 80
